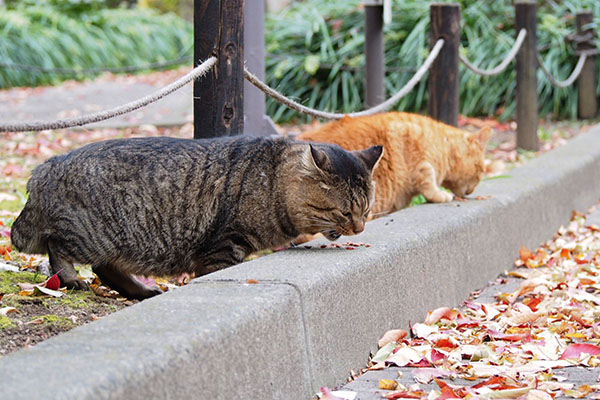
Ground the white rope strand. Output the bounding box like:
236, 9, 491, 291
536, 52, 587, 88
459, 29, 527, 76
0, 57, 217, 132
245, 39, 445, 120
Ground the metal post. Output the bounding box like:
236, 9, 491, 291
428, 3, 460, 127
576, 11, 598, 119
364, 2, 385, 107
243, 1, 279, 135
515, 1, 538, 151
194, 0, 245, 138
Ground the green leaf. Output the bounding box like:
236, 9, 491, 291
304, 54, 320, 75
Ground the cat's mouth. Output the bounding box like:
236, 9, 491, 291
323, 230, 342, 241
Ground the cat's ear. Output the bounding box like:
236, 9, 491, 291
302, 144, 330, 176
469, 126, 492, 151
355, 145, 384, 172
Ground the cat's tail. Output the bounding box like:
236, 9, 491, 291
10, 164, 51, 254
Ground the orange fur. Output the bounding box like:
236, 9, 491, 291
298, 112, 491, 217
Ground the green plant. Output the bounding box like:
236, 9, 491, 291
0, 3, 192, 88
265, 0, 600, 123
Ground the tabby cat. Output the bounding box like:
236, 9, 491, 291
299, 112, 491, 216
11, 136, 383, 299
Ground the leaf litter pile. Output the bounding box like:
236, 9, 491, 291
321, 206, 600, 400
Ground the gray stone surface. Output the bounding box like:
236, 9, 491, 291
0, 282, 310, 399
0, 80, 193, 129
1, 127, 600, 399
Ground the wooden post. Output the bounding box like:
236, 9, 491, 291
515, 1, 538, 151
428, 3, 460, 127
194, 0, 244, 138
576, 11, 598, 119
243, 1, 279, 135
364, 2, 385, 107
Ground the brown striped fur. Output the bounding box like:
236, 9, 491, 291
299, 112, 491, 217
11, 136, 383, 299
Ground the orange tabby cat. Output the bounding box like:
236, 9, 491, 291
298, 112, 491, 217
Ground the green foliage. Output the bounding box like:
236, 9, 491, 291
265, 0, 600, 123
0, 2, 192, 88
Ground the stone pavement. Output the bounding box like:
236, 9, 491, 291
0, 77, 193, 129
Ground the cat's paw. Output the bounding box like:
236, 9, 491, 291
429, 191, 454, 203
62, 278, 89, 291
323, 230, 342, 241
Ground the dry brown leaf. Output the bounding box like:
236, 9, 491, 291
379, 379, 398, 390
0, 306, 18, 316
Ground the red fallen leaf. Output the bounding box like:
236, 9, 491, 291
523, 297, 542, 312
472, 375, 524, 390
579, 278, 595, 285
245, 279, 259, 284
456, 319, 480, 330
434, 338, 457, 349
0, 245, 12, 255
434, 379, 463, 399
44, 272, 61, 291
383, 390, 425, 399
560, 343, 600, 360
431, 349, 446, 363
520, 245, 534, 262
571, 312, 592, 328
488, 329, 532, 342
560, 248, 571, 258
408, 358, 431, 367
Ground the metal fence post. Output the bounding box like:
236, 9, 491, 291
576, 11, 598, 119
515, 1, 538, 151
428, 3, 460, 127
194, 0, 245, 138
364, 1, 385, 107
243, 1, 279, 135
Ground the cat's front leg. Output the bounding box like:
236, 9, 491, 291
414, 161, 454, 203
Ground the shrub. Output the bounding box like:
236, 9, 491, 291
265, 0, 600, 122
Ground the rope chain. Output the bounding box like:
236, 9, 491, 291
0, 57, 217, 133
459, 29, 527, 76
536, 51, 588, 88
244, 39, 445, 120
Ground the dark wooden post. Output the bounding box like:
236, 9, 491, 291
365, 2, 385, 107
194, 0, 244, 138
428, 3, 460, 127
576, 11, 598, 119
515, 1, 538, 151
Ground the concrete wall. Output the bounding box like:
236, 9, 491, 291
1, 127, 600, 399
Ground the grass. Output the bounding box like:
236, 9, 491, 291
0, 3, 192, 88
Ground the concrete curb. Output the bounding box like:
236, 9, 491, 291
1, 127, 600, 399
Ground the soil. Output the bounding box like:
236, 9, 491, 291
0, 292, 133, 356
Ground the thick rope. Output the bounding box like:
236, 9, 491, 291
0, 57, 217, 133
536, 52, 587, 88
245, 39, 445, 120
459, 29, 527, 76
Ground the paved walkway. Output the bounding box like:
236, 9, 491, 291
331, 206, 600, 400
0, 77, 193, 129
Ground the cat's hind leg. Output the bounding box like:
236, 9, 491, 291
92, 263, 163, 300
414, 161, 453, 203
47, 239, 89, 290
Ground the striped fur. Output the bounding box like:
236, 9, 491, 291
11, 135, 382, 299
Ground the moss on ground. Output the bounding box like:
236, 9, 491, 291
33, 314, 74, 328
0, 315, 15, 329
0, 271, 46, 294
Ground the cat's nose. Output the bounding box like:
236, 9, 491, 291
353, 219, 365, 234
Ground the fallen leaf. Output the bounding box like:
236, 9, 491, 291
33, 285, 64, 297
560, 343, 600, 360
520, 245, 534, 262
379, 379, 398, 390
378, 329, 408, 348
0, 306, 18, 316
245, 279, 259, 284
425, 307, 456, 325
